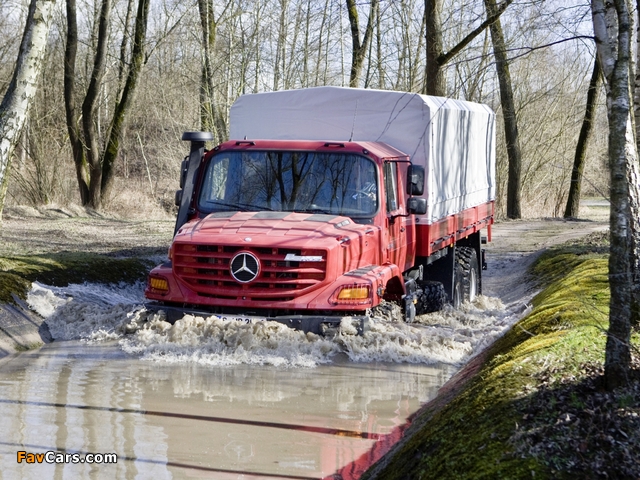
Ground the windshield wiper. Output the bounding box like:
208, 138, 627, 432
294, 206, 336, 215
207, 200, 274, 212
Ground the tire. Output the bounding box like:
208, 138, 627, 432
456, 246, 480, 304
416, 281, 447, 314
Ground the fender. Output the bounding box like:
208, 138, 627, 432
311, 264, 404, 309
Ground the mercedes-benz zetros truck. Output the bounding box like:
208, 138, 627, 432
145, 87, 496, 334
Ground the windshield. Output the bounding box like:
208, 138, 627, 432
198, 150, 378, 217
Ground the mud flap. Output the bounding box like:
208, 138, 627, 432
423, 245, 456, 303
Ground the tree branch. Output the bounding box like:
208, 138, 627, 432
437, 0, 515, 66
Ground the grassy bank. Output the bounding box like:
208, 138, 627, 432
364, 234, 640, 479
0, 252, 153, 304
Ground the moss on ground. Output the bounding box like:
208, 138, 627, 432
0, 252, 153, 303
14, 341, 44, 352
363, 237, 635, 480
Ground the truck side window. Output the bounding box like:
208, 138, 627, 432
384, 162, 398, 212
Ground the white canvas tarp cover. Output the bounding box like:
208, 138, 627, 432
230, 86, 496, 224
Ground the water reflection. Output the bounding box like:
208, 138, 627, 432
0, 342, 453, 479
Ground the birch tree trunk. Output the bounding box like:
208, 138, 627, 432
0, 0, 56, 219
629, 144, 640, 329
591, 0, 639, 390
631, 0, 640, 328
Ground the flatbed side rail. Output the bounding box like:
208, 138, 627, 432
415, 202, 494, 257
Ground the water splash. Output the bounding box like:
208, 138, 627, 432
27, 282, 527, 368
27, 281, 145, 342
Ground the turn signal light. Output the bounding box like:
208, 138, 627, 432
338, 285, 370, 300
149, 276, 169, 294
333, 284, 372, 305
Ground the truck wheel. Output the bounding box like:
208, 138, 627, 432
416, 281, 447, 314
456, 247, 480, 303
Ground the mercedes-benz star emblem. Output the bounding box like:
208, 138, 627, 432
230, 252, 260, 283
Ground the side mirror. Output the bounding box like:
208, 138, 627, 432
408, 197, 427, 215
407, 165, 425, 196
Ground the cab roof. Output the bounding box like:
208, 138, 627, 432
213, 139, 410, 161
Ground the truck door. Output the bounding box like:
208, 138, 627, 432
383, 161, 409, 268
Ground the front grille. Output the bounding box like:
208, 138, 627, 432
173, 244, 327, 300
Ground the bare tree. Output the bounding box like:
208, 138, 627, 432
81, 0, 112, 209
64, 0, 151, 209
63, 0, 89, 205
485, 0, 522, 219
273, 0, 289, 90
423, 0, 514, 96
591, 0, 640, 389
198, 0, 230, 142
0, 0, 56, 219
421, 0, 525, 219
424, 0, 445, 95
564, 55, 602, 218
346, 0, 378, 88
101, 0, 151, 201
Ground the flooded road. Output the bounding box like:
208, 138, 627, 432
0, 341, 453, 479
0, 279, 519, 479
1, 215, 602, 479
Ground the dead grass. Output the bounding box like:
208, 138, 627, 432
0, 204, 173, 257
0, 204, 174, 303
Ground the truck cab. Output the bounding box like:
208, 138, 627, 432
145, 137, 427, 334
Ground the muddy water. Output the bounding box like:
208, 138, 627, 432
0, 341, 453, 479
0, 266, 525, 479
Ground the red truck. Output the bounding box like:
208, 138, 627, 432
145, 87, 495, 334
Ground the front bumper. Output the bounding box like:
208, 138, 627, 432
144, 302, 369, 336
